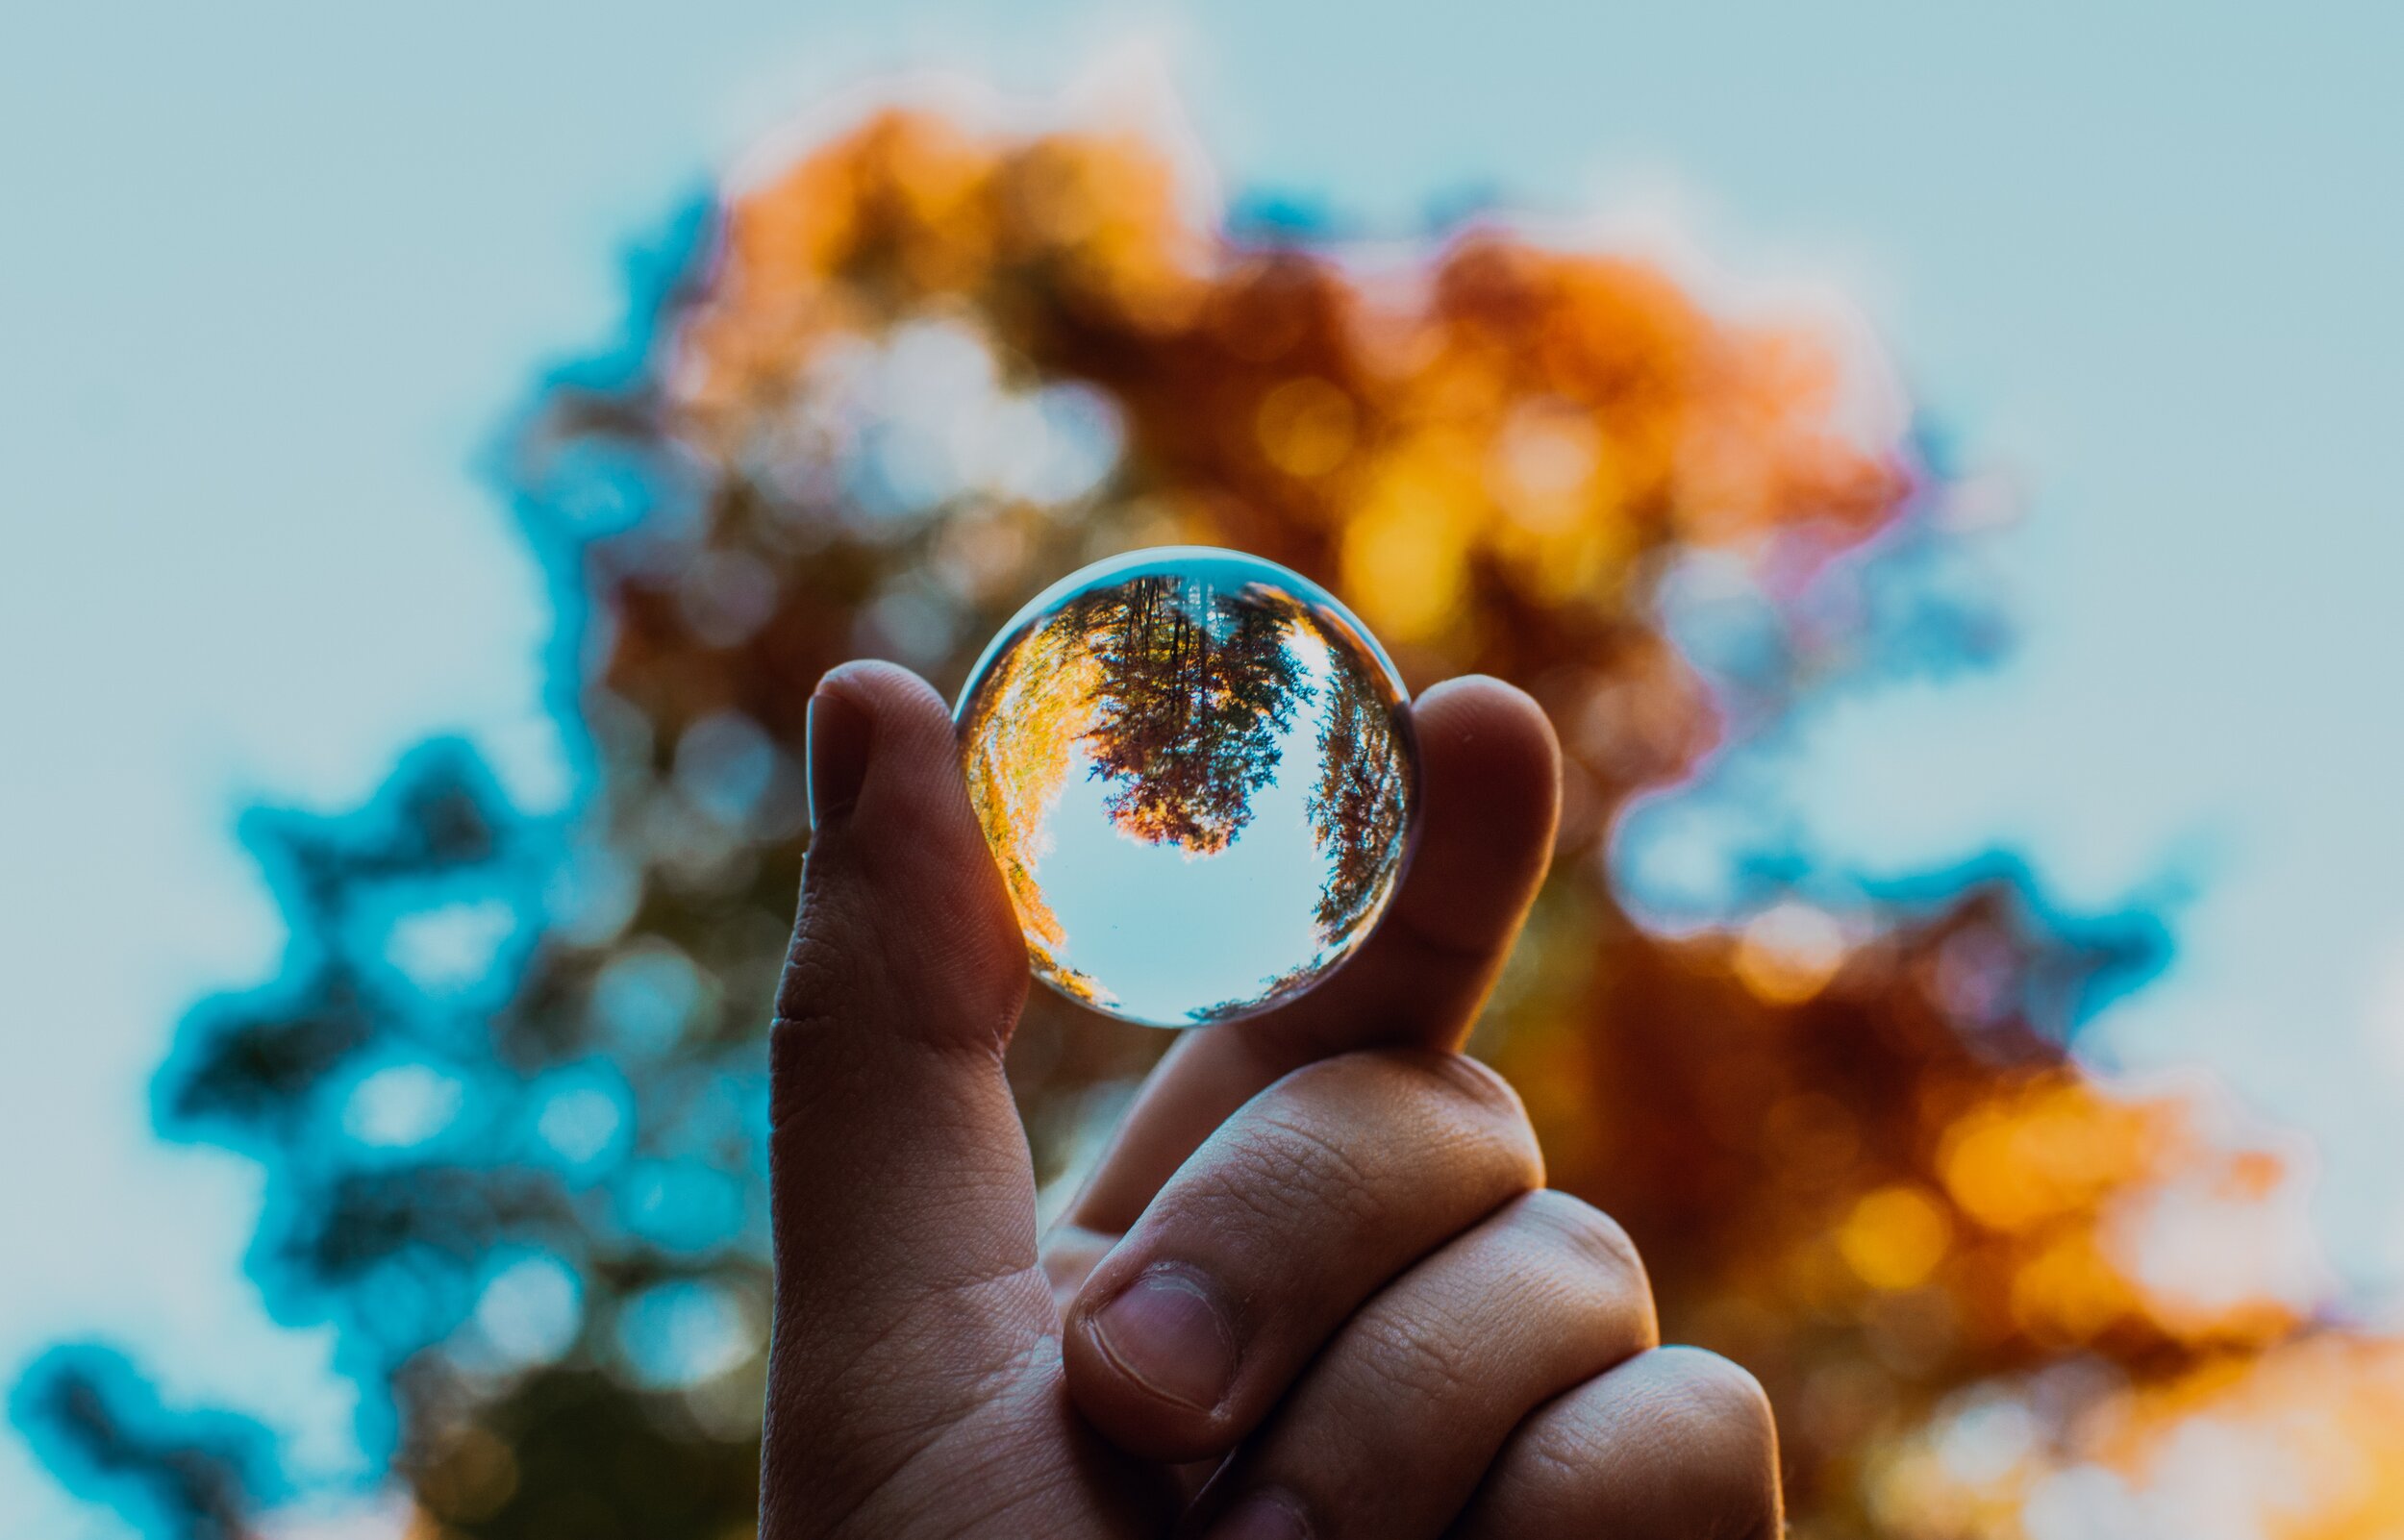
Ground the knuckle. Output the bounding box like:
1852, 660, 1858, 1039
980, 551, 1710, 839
1652, 1347, 1774, 1438
1519, 1189, 1649, 1296
775, 870, 874, 1025
1156, 1052, 1546, 1263
1507, 1415, 1601, 1506
1645, 1347, 1781, 1511
1188, 1133, 1338, 1234
1375, 1048, 1544, 1176
1140, 1098, 1379, 1254
1353, 1301, 1480, 1405
1232, 1109, 1388, 1230
1415, 1046, 1529, 1125
771, 840, 1025, 1062
1490, 1351, 1781, 1540
767, 891, 879, 1141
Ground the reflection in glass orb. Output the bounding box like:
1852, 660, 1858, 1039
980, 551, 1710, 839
956, 548, 1419, 1028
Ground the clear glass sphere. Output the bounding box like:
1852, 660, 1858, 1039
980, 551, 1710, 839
956, 548, 1419, 1028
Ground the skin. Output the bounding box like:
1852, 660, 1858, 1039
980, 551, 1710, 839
764, 659, 1783, 1540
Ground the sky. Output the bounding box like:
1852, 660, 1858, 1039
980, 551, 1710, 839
1037, 620, 1340, 1027
3, 1, 2400, 1533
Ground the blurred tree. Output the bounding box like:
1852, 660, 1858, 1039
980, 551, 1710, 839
22, 101, 2401, 1540
13, 1346, 284, 1540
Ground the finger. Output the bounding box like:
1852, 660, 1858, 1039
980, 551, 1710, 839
1064, 677, 1559, 1237
765, 661, 1051, 1515
1447, 1347, 1782, 1540
1185, 1191, 1659, 1540
1061, 1049, 1546, 1461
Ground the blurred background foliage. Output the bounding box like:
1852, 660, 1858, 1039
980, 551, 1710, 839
20, 102, 2404, 1540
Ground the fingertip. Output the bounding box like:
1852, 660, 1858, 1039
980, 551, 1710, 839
806, 660, 973, 832
809, 658, 952, 768
811, 657, 948, 711
1394, 676, 1562, 934
1411, 675, 1562, 823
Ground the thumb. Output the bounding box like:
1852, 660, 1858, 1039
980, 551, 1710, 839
775, 658, 1029, 1068
764, 661, 1049, 1504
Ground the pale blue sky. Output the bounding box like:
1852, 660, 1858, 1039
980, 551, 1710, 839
4, 2, 2400, 1533
1037, 625, 1338, 1026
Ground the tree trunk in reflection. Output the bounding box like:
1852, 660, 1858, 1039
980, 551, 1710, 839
1306, 654, 1411, 946
1074, 578, 1311, 854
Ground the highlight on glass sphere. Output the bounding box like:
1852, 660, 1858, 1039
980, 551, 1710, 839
955, 547, 1419, 1029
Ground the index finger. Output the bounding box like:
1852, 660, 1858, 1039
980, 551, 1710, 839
1063, 674, 1560, 1236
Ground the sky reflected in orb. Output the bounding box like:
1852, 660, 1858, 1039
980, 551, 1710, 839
957, 548, 1418, 1028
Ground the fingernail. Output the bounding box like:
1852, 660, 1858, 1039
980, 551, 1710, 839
806, 686, 871, 831
1090, 1267, 1239, 1412
1209, 1493, 1311, 1540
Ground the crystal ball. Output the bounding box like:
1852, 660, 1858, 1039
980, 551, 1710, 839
956, 547, 1419, 1028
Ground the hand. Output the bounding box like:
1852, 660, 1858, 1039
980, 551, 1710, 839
764, 660, 1781, 1539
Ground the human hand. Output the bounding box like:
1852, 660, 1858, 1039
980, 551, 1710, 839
764, 660, 1780, 1538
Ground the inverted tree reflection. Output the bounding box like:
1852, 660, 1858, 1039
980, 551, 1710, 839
1304, 644, 1411, 948
1073, 576, 1311, 854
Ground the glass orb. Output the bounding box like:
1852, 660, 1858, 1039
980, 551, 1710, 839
956, 547, 1419, 1028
